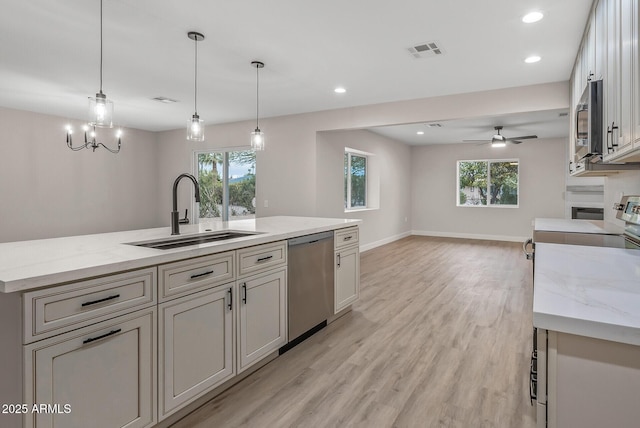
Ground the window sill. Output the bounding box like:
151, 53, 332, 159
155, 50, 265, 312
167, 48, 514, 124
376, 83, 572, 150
456, 204, 519, 208
344, 207, 379, 213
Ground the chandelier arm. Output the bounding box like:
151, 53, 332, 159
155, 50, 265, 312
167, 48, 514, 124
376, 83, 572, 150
96, 141, 122, 154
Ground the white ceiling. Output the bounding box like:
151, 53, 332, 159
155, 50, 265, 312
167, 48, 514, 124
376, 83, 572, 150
0, 0, 590, 132
368, 109, 570, 145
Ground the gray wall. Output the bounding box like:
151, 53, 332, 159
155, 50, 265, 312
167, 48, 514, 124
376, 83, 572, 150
410, 138, 567, 240
1, 81, 573, 247
315, 130, 412, 250
0, 107, 161, 242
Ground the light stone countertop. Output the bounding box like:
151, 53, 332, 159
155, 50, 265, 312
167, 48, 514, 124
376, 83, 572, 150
533, 242, 640, 346
534, 218, 624, 235
0, 216, 361, 293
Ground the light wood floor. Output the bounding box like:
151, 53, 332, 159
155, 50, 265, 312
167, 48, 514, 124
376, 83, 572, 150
171, 236, 536, 428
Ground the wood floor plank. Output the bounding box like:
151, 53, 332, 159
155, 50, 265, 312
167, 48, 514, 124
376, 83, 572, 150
171, 236, 537, 428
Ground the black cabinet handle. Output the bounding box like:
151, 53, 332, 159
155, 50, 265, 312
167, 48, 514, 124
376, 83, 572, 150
343, 236, 352, 241
256, 255, 273, 263
242, 283, 247, 304
81, 294, 120, 307
227, 287, 233, 310
337, 253, 341, 268
611, 122, 619, 148
190, 270, 214, 279
83, 328, 122, 345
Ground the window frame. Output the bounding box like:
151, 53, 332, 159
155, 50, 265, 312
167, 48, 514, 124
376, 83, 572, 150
344, 149, 369, 211
456, 159, 520, 208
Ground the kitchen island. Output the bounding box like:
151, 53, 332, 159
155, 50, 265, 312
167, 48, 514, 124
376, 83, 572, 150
0, 216, 361, 428
533, 242, 640, 428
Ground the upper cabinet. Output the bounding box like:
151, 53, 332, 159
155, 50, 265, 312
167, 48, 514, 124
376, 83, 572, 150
571, 0, 640, 174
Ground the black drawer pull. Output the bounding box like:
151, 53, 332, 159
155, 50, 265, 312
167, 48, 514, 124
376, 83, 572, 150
256, 255, 273, 263
81, 294, 120, 307
242, 283, 247, 304
343, 236, 352, 241
83, 328, 122, 345
227, 287, 233, 310
190, 270, 214, 279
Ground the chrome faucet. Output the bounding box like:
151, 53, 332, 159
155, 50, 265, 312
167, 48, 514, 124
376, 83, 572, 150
171, 173, 201, 235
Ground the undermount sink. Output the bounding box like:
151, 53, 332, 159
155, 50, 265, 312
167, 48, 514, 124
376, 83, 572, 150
128, 231, 262, 250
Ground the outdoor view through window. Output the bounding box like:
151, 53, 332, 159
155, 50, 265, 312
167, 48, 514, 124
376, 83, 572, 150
197, 150, 256, 221
457, 160, 519, 206
344, 151, 367, 210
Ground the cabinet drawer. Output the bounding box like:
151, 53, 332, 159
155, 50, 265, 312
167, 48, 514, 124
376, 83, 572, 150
335, 227, 359, 249
23, 268, 156, 344
159, 252, 235, 301
237, 241, 287, 277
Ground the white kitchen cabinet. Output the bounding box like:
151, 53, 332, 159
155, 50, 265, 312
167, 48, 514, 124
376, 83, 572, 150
237, 268, 287, 373
158, 285, 234, 419
335, 245, 360, 313
594, 0, 607, 80
602, 0, 635, 160
23, 309, 156, 428
542, 330, 640, 428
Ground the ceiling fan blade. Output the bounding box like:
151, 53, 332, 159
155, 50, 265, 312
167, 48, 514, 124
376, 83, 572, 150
510, 140, 523, 144
463, 139, 490, 142
507, 135, 537, 140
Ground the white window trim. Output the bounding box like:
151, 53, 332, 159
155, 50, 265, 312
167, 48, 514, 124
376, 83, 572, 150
345, 148, 370, 211
456, 158, 520, 208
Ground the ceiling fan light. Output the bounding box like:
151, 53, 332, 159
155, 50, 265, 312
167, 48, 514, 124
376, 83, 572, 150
491, 141, 507, 148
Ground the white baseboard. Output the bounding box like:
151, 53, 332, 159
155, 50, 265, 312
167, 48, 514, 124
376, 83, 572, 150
411, 230, 528, 243
360, 231, 411, 252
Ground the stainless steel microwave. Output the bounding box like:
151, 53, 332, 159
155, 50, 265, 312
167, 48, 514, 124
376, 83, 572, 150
574, 79, 603, 161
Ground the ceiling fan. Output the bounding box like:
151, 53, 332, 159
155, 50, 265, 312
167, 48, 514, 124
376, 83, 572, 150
464, 126, 538, 147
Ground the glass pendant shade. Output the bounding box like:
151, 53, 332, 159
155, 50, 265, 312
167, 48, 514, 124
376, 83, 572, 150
187, 113, 204, 141
88, 92, 113, 127
250, 128, 265, 151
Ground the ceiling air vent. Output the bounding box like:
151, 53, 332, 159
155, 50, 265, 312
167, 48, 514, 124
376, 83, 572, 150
407, 41, 443, 59
152, 96, 178, 104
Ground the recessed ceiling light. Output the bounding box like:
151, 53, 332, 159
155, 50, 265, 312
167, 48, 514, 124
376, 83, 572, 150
522, 11, 544, 23
334, 87, 346, 94
417, 131, 424, 135
525, 55, 541, 63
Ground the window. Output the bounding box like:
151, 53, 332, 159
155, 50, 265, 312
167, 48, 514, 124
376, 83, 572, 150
195, 150, 256, 221
344, 150, 367, 210
457, 159, 519, 207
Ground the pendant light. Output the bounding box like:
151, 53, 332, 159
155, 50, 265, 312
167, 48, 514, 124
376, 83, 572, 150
187, 31, 205, 141
250, 61, 265, 151
66, 0, 122, 153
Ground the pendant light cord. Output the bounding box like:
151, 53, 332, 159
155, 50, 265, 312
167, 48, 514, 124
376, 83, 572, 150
194, 36, 198, 114
99, 0, 103, 94
256, 64, 259, 128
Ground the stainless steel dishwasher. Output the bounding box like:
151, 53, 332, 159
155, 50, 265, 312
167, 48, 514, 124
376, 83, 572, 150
282, 231, 334, 352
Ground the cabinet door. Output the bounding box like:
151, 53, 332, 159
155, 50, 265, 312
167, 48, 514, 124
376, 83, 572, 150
238, 269, 286, 373
618, 0, 634, 149
594, 0, 607, 80
24, 309, 156, 428
605, 0, 620, 155
335, 246, 360, 313
159, 286, 234, 419
633, 0, 640, 146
